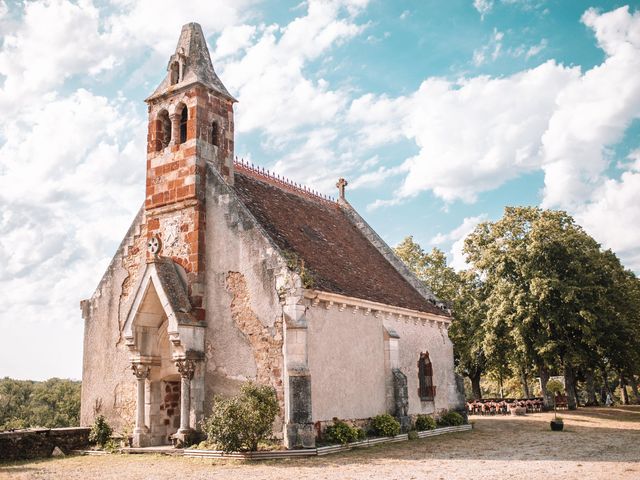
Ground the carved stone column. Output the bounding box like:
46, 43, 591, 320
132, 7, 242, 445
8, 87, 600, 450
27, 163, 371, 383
131, 364, 150, 447
175, 359, 196, 433
169, 113, 181, 146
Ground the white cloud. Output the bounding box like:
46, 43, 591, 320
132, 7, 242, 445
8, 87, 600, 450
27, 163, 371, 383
217, 0, 369, 187
349, 164, 408, 190
431, 215, 487, 271
0, 0, 113, 113
472, 28, 504, 65
213, 24, 257, 59
353, 60, 577, 203
0, 88, 145, 379
541, 6, 640, 208
473, 0, 494, 20
105, 0, 259, 56
220, 2, 366, 139
348, 6, 640, 271
575, 150, 640, 271
525, 38, 548, 59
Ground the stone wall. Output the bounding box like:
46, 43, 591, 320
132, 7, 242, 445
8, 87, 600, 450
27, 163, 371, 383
384, 317, 461, 414
306, 300, 461, 423
203, 166, 288, 432
0, 428, 90, 461
306, 305, 387, 422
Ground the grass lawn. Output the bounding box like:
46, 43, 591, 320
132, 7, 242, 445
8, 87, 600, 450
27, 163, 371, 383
1, 406, 639, 480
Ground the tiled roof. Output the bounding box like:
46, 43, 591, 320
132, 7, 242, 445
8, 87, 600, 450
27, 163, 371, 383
233, 169, 446, 316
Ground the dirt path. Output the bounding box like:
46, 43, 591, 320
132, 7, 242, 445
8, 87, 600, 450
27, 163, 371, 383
2, 407, 639, 480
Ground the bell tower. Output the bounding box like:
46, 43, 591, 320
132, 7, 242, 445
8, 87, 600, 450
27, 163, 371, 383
144, 22, 236, 320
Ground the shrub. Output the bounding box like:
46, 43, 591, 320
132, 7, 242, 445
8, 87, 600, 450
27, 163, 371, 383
89, 415, 113, 447
370, 414, 401, 437
436, 411, 465, 427
325, 418, 363, 445
415, 414, 436, 431
202, 382, 279, 452
407, 430, 419, 441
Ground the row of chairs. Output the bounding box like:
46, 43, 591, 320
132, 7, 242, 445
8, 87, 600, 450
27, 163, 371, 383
466, 398, 545, 415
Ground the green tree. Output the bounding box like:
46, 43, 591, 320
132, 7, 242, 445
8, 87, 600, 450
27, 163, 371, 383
0, 377, 81, 430
395, 237, 487, 398
464, 207, 639, 409
448, 270, 488, 399
394, 237, 458, 302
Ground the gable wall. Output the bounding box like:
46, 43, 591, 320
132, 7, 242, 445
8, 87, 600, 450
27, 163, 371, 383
80, 208, 148, 432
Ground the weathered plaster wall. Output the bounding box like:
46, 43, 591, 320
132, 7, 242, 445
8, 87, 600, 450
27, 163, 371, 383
203, 166, 287, 431
384, 317, 458, 414
80, 207, 147, 432
306, 305, 387, 422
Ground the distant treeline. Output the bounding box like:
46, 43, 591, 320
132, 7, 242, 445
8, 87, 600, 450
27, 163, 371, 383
0, 377, 81, 431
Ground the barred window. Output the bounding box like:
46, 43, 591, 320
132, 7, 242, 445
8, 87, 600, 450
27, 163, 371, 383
418, 352, 436, 400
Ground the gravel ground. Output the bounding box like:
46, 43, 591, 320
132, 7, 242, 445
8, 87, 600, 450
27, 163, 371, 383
2, 406, 639, 480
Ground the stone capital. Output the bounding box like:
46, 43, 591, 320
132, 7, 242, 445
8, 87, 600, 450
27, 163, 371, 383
175, 358, 197, 380
131, 364, 150, 380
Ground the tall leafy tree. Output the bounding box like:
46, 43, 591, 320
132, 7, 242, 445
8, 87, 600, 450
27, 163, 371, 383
395, 238, 487, 398
464, 207, 639, 409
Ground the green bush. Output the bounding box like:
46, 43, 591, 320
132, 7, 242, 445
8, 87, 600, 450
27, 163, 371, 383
415, 414, 436, 431
202, 382, 279, 452
89, 415, 113, 447
370, 414, 401, 437
324, 418, 364, 444
436, 411, 465, 427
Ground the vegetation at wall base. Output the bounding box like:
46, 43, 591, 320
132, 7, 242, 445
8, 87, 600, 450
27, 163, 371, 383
437, 411, 465, 427
89, 415, 113, 448
370, 414, 401, 437
201, 382, 278, 453
414, 414, 437, 431
324, 418, 364, 445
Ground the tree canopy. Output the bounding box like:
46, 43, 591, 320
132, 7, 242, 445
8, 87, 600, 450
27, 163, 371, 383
0, 377, 81, 430
395, 206, 640, 406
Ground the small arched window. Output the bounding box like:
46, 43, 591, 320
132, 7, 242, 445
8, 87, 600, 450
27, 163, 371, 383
211, 121, 220, 147
418, 352, 435, 401
157, 110, 171, 150
169, 62, 180, 85
179, 105, 188, 144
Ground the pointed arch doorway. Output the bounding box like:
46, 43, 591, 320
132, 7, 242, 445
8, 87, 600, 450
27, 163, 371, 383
123, 257, 205, 447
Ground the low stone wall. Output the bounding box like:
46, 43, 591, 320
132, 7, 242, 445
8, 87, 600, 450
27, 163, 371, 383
0, 427, 91, 461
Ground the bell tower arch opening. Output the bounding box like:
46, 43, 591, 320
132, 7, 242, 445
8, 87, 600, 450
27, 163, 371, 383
178, 103, 188, 144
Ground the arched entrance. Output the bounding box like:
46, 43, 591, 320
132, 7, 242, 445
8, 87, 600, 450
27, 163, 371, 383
123, 257, 205, 447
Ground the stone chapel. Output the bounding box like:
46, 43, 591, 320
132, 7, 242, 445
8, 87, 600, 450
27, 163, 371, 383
80, 22, 464, 449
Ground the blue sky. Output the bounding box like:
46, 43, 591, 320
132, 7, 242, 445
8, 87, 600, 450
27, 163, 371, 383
1, 0, 639, 380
